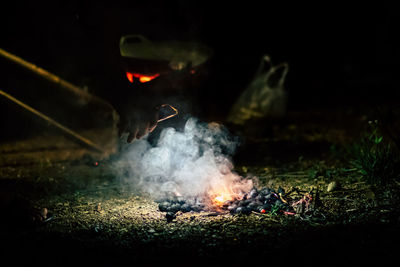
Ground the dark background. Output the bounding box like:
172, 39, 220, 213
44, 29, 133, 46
0, 4, 399, 262
1, 1, 399, 128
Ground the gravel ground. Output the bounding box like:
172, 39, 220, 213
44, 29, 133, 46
1, 109, 400, 265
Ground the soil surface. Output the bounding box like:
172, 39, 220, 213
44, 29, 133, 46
1, 107, 399, 265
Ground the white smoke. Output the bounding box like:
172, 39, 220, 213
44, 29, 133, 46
113, 118, 254, 203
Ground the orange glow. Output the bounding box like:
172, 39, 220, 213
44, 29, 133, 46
210, 183, 250, 207
126, 72, 160, 83
135, 73, 160, 83
214, 195, 225, 204
126, 72, 134, 83
212, 191, 236, 207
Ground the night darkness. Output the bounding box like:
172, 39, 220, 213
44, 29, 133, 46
1, 1, 400, 265
2, 2, 399, 113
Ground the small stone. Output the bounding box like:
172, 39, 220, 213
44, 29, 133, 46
264, 194, 275, 203
248, 201, 262, 211
259, 188, 271, 196
158, 202, 170, 212
176, 196, 186, 205
235, 206, 251, 215
166, 212, 176, 223
40, 208, 48, 219
169, 203, 181, 213
235, 206, 244, 214
248, 188, 258, 199
180, 203, 192, 212
96, 203, 102, 212
228, 204, 238, 213
255, 195, 265, 202
327, 181, 340, 192
238, 199, 252, 207
192, 204, 204, 212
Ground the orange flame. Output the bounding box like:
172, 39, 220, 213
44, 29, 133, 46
209, 176, 252, 208
126, 72, 160, 83
211, 189, 238, 207
214, 195, 226, 205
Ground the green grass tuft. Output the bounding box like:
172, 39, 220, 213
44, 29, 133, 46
350, 120, 400, 185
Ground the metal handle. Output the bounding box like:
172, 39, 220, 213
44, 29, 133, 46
157, 104, 178, 122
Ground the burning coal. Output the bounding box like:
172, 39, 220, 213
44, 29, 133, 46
112, 117, 317, 222
113, 118, 254, 208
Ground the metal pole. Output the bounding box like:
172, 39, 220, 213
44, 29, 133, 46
0, 89, 106, 153
0, 47, 116, 114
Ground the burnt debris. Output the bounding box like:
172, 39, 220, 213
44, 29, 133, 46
223, 187, 292, 215
156, 186, 311, 222
157, 195, 205, 214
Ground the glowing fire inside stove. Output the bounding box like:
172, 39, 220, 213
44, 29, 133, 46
126, 72, 160, 83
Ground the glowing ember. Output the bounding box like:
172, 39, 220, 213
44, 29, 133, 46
212, 191, 238, 207
126, 72, 160, 83
214, 195, 225, 204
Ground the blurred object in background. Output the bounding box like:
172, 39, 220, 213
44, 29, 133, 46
120, 34, 213, 73
118, 34, 214, 136
227, 55, 289, 125
120, 34, 213, 96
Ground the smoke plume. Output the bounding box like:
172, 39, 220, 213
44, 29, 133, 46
113, 118, 254, 204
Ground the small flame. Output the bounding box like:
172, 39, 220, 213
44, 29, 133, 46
212, 191, 237, 207
210, 180, 252, 207
214, 195, 225, 204
126, 72, 160, 83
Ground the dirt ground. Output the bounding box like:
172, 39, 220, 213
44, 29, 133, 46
1, 107, 399, 265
